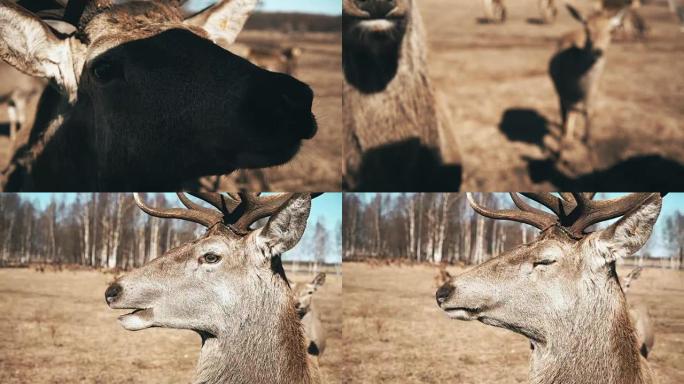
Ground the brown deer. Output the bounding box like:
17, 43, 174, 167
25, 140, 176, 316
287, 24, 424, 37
434, 266, 452, 288
342, 0, 462, 191
549, 5, 626, 145
0, 0, 316, 191
622, 266, 656, 358
437, 193, 661, 384
293, 272, 327, 359
248, 46, 303, 77
105, 192, 321, 384
0, 63, 45, 149
482, 0, 506, 23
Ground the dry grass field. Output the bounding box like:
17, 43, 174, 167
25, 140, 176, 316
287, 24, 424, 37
343, 262, 684, 383
423, 0, 684, 190
0, 268, 342, 384
0, 28, 341, 191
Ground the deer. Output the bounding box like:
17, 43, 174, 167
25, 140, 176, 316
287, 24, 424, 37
342, 0, 462, 191
549, 4, 626, 146
105, 192, 321, 384
434, 265, 452, 288
436, 192, 661, 384
247, 46, 303, 77
0, 0, 317, 191
0, 63, 46, 149
622, 266, 656, 358
292, 272, 327, 359
482, 0, 507, 23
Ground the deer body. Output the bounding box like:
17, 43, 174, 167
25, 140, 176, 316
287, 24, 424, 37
549, 5, 624, 143
342, 0, 461, 191
437, 193, 661, 384
105, 193, 321, 384
0, 0, 316, 191
293, 273, 327, 358
247, 46, 302, 76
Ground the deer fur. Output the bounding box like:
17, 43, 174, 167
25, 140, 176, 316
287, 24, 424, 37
437, 193, 661, 384
342, 0, 461, 191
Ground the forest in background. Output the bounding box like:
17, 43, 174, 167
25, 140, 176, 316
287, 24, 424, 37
0, 193, 341, 271
343, 193, 684, 268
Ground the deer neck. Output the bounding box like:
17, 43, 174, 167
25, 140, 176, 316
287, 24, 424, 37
192, 277, 318, 384
529, 280, 647, 384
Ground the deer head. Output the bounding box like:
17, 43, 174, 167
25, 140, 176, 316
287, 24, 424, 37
342, 0, 411, 92
436, 193, 661, 381
0, 0, 316, 189
293, 272, 326, 317
566, 4, 626, 54
106, 192, 312, 333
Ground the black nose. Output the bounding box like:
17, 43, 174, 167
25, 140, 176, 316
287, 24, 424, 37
248, 73, 317, 140
355, 0, 396, 18
105, 283, 122, 304
436, 284, 455, 306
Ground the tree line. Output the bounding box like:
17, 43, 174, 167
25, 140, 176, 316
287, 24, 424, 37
0, 194, 200, 269
343, 193, 684, 268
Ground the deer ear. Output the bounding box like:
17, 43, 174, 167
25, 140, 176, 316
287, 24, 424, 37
184, 0, 258, 46
565, 4, 586, 25
596, 194, 662, 263
312, 272, 326, 288
255, 194, 311, 258
0, 2, 77, 97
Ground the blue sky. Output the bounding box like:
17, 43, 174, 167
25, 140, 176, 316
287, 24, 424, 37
357, 193, 684, 257
187, 0, 341, 15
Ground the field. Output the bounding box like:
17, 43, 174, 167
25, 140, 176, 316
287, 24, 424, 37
423, 0, 684, 190
0, 27, 342, 191
343, 262, 684, 383
0, 268, 342, 384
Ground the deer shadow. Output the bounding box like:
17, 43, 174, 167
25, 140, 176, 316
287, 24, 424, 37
526, 18, 547, 25
527, 155, 684, 190
498, 108, 557, 151
351, 138, 462, 192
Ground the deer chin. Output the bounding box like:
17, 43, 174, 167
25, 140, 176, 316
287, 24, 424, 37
117, 308, 154, 331
442, 307, 482, 321
358, 19, 396, 32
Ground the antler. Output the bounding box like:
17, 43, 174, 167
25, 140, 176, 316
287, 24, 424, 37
567, 193, 655, 237
134, 192, 313, 233
467, 193, 659, 238
133, 193, 223, 228
466, 193, 557, 231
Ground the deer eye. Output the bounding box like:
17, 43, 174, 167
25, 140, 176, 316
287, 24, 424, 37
201, 253, 221, 264
533, 259, 556, 268
91, 59, 123, 84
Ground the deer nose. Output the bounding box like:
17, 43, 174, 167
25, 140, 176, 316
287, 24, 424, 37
436, 284, 455, 306
275, 76, 317, 140
354, 0, 396, 18
105, 283, 122, 305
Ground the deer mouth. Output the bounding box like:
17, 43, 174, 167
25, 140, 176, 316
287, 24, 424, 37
442, 306, 482, 321
117, 308, 154, 331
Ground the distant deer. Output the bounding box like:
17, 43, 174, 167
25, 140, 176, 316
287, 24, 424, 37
538, 0, 558, 23
248, 46, 303, 77
105, 193, 321, 384
549, 5, 626, 144
342, 0, 462, 191
622, 266, 656, 358
0, 63, 45, 148
293, 272, 327, 359
437, 193, 662, 384
0, 0, 316, 190
434, 266, 452, 288
482, 0, 507, 23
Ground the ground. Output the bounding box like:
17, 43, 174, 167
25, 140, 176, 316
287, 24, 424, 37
343, 261, 684, 383
423, 0, 684, 190
0, 268, 342, 383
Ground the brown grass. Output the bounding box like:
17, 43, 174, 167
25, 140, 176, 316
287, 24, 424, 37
342, 262, 684, 383
422, 0, 684, 189
0, 268, 342, 383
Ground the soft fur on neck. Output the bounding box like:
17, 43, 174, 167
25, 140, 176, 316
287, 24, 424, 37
529, 270, 652, 384
192, 271, 319, 384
